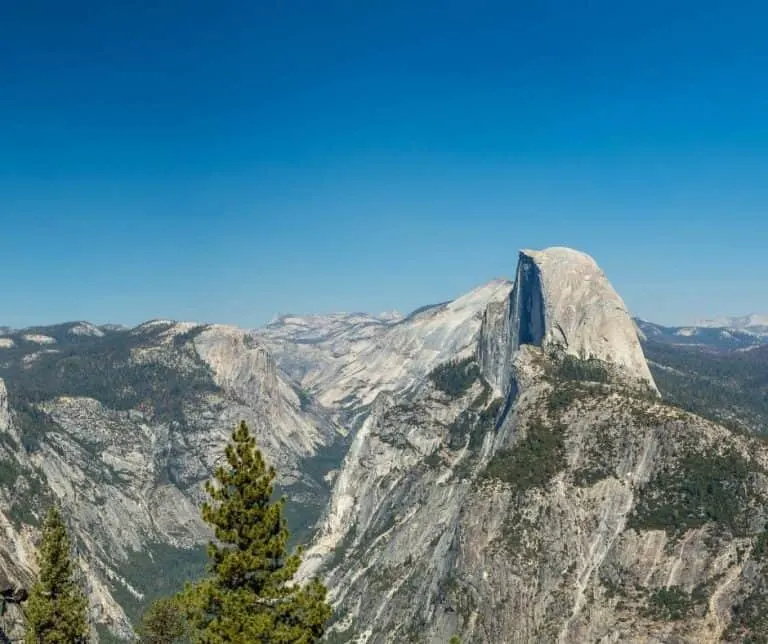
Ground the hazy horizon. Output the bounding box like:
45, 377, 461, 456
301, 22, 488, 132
1, 268, 765, 332
2, 1, 767, 329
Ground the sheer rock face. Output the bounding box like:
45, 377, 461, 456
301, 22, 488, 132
479, 248, 657, 396
1, 246, 763, 643
0, 378, 10, 433
515, 248, 656, 390
477, 298, 513, 396
301, 248, 767, 643
259, 280, 513, 426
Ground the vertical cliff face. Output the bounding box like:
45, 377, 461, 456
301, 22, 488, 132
259, 279, 513, 426
477, 299, 512, 396
510, 250, 547, 350
477, 253, 547, 397
0, 378, 10, 434
305, 247, 768, 643
517, 247, 657, 390
479, 248, 657, 396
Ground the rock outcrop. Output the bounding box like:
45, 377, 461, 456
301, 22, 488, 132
2, 247, 766, 643
0, 379, 10, 434
515, 248, 655, 389
480, 248, 657, 399
0, 322, 343, 639
300, 247, 768, 643
259, 279, 513, 426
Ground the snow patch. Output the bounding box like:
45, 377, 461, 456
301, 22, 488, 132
22, 349, 60, 364
130, 319, 176, 334
68, 322, 105, 337
22, 333, 56, 345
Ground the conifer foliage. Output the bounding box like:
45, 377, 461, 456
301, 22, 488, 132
24, 506, 89, 644
180, 421, 331, 642
137, 596, 188, 644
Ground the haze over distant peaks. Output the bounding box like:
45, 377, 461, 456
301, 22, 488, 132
695, 313, 768, 336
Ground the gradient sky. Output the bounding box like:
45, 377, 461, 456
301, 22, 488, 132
1, 0, 767, 328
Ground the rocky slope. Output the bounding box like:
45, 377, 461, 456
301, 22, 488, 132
0, 279, 512, 640
258, 279, 513, 427
0, 321, 343, 639
2, 246, 767, 642
300, 248, 768, 643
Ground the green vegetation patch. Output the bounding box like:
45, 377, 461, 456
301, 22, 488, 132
726, 586, 768, 644
628, 449, 760, 538
645, 341, 768, 436
94, 624, 127, 644
13, 399, 60, 453
483, 418, 565, 494
546, 351, 609, 384
643, 586, 694, 621
447, 387, 504, 479
424, 451, 442, 468
325, 625, 357, 644
754, 525, 768, 561
573, 463, 613, 487
429, 357, 480, 398
0, 458, 53, 528
112, 544, 208, 623
555, 354, 609, 383
478, 396, 503, 428
447, 402, 500, 453
547, 382, 581, 414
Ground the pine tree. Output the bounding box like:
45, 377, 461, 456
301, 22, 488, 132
181, 421, 332, 643
138, 596, 188, 644
24, 506, 89, 644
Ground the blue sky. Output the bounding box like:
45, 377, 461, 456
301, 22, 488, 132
1, 0, 766, 328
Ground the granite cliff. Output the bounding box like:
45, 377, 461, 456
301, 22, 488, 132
1, 247, 767, 642
258, 279, 513, 426
298, 248, 768, 643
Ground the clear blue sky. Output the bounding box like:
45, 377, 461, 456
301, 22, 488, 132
1, 0, 766, 328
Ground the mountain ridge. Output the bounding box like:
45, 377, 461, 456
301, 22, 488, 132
0, 321, 344, 638
696, 313, 768, 335
296, 247, 768, 643
0, 248, 767, 641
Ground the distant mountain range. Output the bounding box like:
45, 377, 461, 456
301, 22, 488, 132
633, 318, 767, 351
0, 258, 767, 642
695, 313, 768, 336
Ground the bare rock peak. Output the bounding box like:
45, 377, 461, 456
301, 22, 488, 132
512, 246, 657, 391
521, 245, 599, 265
